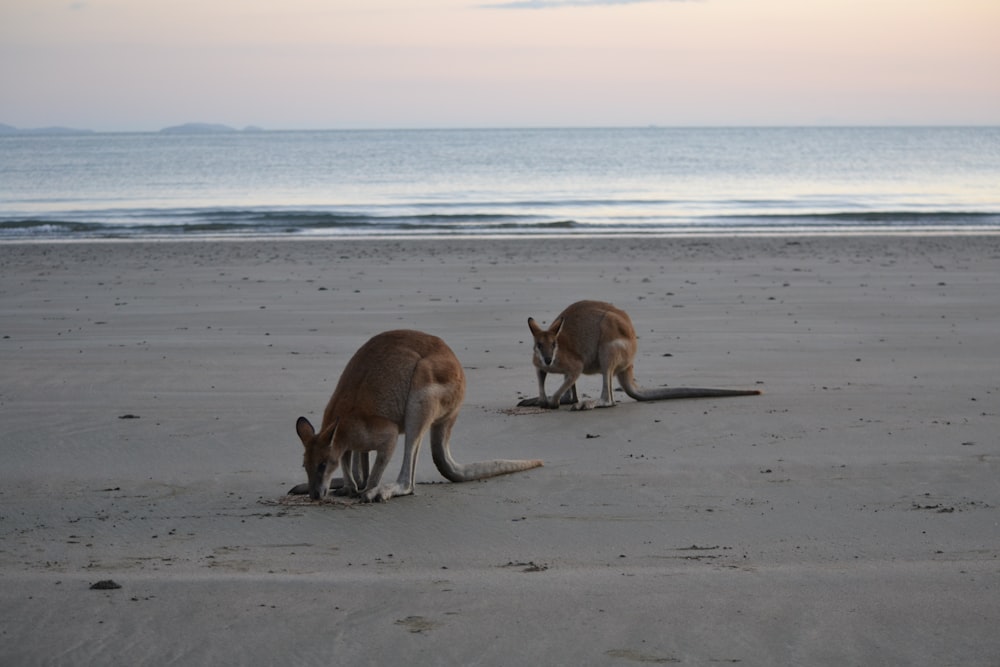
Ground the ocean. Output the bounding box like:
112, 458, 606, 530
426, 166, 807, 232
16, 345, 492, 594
2, 126, 998, 240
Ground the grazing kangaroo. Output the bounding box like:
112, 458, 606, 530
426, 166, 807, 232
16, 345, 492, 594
293, 330, 543, 502
520, 300, 760, 410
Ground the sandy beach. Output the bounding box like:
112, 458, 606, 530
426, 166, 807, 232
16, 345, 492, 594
1, 235, 998, 665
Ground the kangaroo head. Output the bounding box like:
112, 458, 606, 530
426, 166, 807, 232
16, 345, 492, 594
296, 416, 340, 499
527, 316, 564, 367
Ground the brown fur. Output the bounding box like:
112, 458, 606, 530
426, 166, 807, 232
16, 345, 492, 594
294, 330, 543, 502
521, 300, 761, 410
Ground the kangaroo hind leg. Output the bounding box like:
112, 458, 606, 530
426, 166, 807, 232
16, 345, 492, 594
573, 366, 616, 411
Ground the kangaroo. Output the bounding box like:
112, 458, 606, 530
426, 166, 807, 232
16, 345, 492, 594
293, 329, 543, 502
519, 300, 760, 410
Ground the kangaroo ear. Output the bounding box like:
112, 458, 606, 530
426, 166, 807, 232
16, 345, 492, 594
550, 316, 564, 336
318, 416, 339, 447
295, 416, 315, 445
527, 317, 541, 335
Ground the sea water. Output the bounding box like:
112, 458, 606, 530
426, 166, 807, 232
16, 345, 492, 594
1, 126, 998, 240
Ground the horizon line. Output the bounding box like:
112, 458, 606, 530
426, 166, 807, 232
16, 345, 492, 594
3, 122, 999, 136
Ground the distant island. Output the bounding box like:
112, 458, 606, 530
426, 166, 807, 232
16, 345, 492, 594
159, 123, 264, 134
0, 123, 93, 136
159, 122, 237, 134
0, 122, 265, 135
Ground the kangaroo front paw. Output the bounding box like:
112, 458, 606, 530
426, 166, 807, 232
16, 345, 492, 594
536, 396, 564, 409
360, 488, 388, 503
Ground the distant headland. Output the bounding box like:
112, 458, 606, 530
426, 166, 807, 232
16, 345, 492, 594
0, 123, 94, 136
0, 122, 264, 135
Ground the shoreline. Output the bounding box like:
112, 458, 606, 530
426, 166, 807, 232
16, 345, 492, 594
4, 227, 1000, 245
2, 234, 998, 665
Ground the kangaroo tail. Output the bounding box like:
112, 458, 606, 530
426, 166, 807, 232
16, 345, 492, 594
432, 442, 543, 483
620, 370, 760, 401
628, 386, 761, 400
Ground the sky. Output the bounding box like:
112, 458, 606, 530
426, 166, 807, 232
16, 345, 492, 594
1, 0, 998, 131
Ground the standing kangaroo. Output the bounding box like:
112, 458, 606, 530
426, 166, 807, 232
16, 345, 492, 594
520, 300, 760, 410
293, 329, 543, 502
